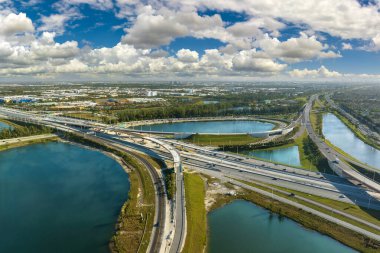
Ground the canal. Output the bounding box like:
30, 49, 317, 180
322, 113, 380, 169
0, 142, 129, 253
208, 200, 356, 253
135, 120, 274, 133
0, 121, 11, 130
241, 145, 301, 167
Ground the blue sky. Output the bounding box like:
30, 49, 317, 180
0, 0, 379, 81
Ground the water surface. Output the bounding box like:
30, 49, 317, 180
0, 121, 11, 130
208, 200, 356, 253
0, 142, 129, 253
322, 113, 380, 169
242, 145, 301, 167
135, 120, 274, 133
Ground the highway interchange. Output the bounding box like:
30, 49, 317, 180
1, 94, 380, 251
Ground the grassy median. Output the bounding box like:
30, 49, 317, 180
185, 134, 262, 146
182, 172, 207, 253
110, 153, 156, 253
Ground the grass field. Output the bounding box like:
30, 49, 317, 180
64, 112, 104, 121
0, 136, 59, 151
185, 134, 262, 146
182, 172, 207, 253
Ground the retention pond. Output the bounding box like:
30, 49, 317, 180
0, 142, 129, 253
208, 200, 356, 253
134, 120, 274, 133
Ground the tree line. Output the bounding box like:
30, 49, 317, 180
0, 123, 53, 139
116, 102, 303, 122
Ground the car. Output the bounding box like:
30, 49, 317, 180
339, 195, 345, 198
272, 177, 277, 180
289, 193, 295, 197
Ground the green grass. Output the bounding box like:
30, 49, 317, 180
293, 131, 316, 170
272, 184, 380, 228
110, 153, 156, 253
185, 134, 262, 146
237, 179, 380, 234
182, 172, 207, 253
141, 155, 176, 200
64, 112, 102, 120
0, 136, 58, 151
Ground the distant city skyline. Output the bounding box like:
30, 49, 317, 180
0, 0, 380, 81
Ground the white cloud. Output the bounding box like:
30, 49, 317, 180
58, 0, 114, 11
258, 32, 340, 63
0, 12, 34, 36
0, 7, 378, 80
170, 0, 380, 48
342, 42, 353, 50
176, 49, 199, 63
121, 6, 225, 49
289, 66, 341, 78
39, 14, 71, 34
232, 49, 286, 73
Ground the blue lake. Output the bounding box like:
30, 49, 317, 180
135, 120, 274, 133
0, 142, 129, 253
242, 145, 301, 167
208, 200, 357, 253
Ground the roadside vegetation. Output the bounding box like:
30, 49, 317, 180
332, 87, 380, 136
301, 135, 331, 173
142, 155, 176, 200
182, 172, 207, 253
185, 134, 262, 146
310, 99, 324, 137
0, 119, 53, 139
110, 153, 155, 253
269, 183, 380, 230
0, 136, 58, 151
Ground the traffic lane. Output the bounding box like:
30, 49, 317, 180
181, 156, 379, 205
186, 158, 380, 210
167, 139, 348, 183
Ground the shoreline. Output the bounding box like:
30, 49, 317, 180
190, 172, 379, 253
0, 136, 142, 253
121, 116, 285, 130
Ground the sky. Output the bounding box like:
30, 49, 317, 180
0, 0, 379, 82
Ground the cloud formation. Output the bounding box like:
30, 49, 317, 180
0, 1, 379, 80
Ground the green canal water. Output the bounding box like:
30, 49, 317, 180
134, 120, 274, 133
0, 142, 129, 253
208, 200, 357, 253
241, 145, 301, 167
